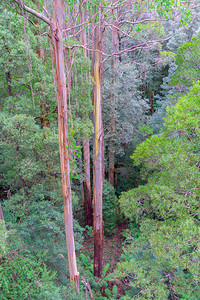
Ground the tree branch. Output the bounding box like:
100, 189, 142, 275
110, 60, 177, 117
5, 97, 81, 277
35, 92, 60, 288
81, 276, 94, 300
12, 0, 50, 25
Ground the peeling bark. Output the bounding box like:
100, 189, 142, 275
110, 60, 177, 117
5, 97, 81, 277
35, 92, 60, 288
93, 19, 104, 278
52, 0, 79, 291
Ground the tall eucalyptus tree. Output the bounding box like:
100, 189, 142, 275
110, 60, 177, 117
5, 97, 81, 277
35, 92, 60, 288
12, 0, 79, 291
92, 6, 104, 278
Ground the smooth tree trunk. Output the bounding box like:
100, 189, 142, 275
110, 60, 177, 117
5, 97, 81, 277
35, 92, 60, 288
93, 19, 104, 278
80, 2, 93, 226
52, 0, 79, 290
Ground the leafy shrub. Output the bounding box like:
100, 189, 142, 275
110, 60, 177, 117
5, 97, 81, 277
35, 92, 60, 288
79, 252, 114, 299
3, 197, 84, 287
0, 251, 62, 300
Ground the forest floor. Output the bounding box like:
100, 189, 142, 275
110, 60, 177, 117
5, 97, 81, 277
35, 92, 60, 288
82, 223, 125, 270
81, 223, 127, 297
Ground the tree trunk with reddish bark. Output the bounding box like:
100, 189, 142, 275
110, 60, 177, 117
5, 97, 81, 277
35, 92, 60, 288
93, 17, 104, 278
52, 0, 79, 291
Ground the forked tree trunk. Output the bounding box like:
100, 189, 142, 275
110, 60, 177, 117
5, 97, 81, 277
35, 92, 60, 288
52, 0, 79, 291
93, 19, 104, 278
80, 2, 93, 226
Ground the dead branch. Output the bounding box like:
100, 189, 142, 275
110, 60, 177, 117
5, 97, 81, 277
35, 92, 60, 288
81, 276, 95, 300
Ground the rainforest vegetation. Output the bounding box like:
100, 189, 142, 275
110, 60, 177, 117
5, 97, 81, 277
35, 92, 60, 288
0, 0, 200, 299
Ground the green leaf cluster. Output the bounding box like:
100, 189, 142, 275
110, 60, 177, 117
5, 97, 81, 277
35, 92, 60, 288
0, 251, 62, 300
132, 21, 166, 40
170, 33, 200, 88
0, 112, 60, 191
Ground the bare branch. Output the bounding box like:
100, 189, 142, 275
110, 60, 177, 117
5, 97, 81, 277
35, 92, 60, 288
120, 18, 165, 25
81, 276, 94, 300
12, 0, 50, 25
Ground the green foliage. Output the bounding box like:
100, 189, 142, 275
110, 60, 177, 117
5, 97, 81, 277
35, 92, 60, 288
4, 198, 83, 286
103, 180, 118, 236
85, 225, 93, 238
132, 21, 166, 40
103, 62, 150, 155
2, 1, 199, 298
105, 284, 118, 299
160, 51, 176, 58
117, 82, 200, 298
0, 112, 60, 191
0, 110, 84, 286
103, 63, 150, 194
0, 6, 56, 123
0, 251, 62, 300
0, 4, 86, 294
0, 220, 7, 256
170, 33, 200, 89
65, 42, 94, 191
138, 125, 153, 138
60, 284, 86, 300
102, 263, 111, 278
79, 253, 114, 299
79, 253, 93, 272
152, 0, 191, 25
67, 128, 82, 179
69, 44, 94, 139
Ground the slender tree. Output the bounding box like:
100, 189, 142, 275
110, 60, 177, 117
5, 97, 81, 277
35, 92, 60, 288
80, 1, 93, 226
12, 0, 79, 291
52, 0, 79, 289
92, 8, 104, 278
